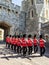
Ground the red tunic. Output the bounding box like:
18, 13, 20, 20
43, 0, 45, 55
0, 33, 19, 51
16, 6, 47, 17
14, 38, 18, 45
11, 38, 15, 45
33, 38, 38, 46
39, 39, 45, 47
27, 38, 33, 46
6, 37, 10, 43
9, 37, 12, 44
10, 37, 13, 45
21, 38, 27, 47
6, 37, 8, 43
17, 38, 21, 46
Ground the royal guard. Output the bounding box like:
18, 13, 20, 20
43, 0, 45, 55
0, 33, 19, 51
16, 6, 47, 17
33, 34, 38, 53
17, 35, 21, 54
11, 36, 15, 50
39, 35, 46, 56
27, 34, 33, 55
21, 34, 27, 56
13, 36, 18, 52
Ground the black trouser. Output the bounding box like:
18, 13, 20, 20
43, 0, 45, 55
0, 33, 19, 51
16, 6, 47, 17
6, 42, 8, 48
40, 47, 45, 56
28, 46, 32, 55
8, 43, 10, 49
17, 46, 21, 54
34, 45, 38, 53
23, 47, 27, 56
11, 44, 14, 50
13, 45, 16, 52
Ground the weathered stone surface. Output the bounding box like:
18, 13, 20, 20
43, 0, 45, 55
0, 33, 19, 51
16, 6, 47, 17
21, 0, 39, 35
0, 0, 20, 35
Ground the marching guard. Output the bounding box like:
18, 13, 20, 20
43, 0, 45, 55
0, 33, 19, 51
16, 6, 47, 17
21, 34, 27, 56
39, 35, 46, 56
27, 34, 33, 55
33, 34, 38, 53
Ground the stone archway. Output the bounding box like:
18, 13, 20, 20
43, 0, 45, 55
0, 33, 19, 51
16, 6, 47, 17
0, 22, 11, 41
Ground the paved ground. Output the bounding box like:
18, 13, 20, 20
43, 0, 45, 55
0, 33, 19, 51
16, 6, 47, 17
0, 44, 49, 65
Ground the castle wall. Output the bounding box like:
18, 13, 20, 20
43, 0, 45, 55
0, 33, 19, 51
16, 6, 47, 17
0, 0, 20, 35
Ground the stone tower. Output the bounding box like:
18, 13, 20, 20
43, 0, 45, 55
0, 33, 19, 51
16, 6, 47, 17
21, 0, 39, 35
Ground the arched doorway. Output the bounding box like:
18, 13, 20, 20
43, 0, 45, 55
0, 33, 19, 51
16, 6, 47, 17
0, 28, 4, 41
0, 22, 11, 41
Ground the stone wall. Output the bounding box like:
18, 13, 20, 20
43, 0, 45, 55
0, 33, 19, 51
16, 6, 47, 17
0, 0, 20, 35
19, 11, 26, 34
21, 0, 39, 36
